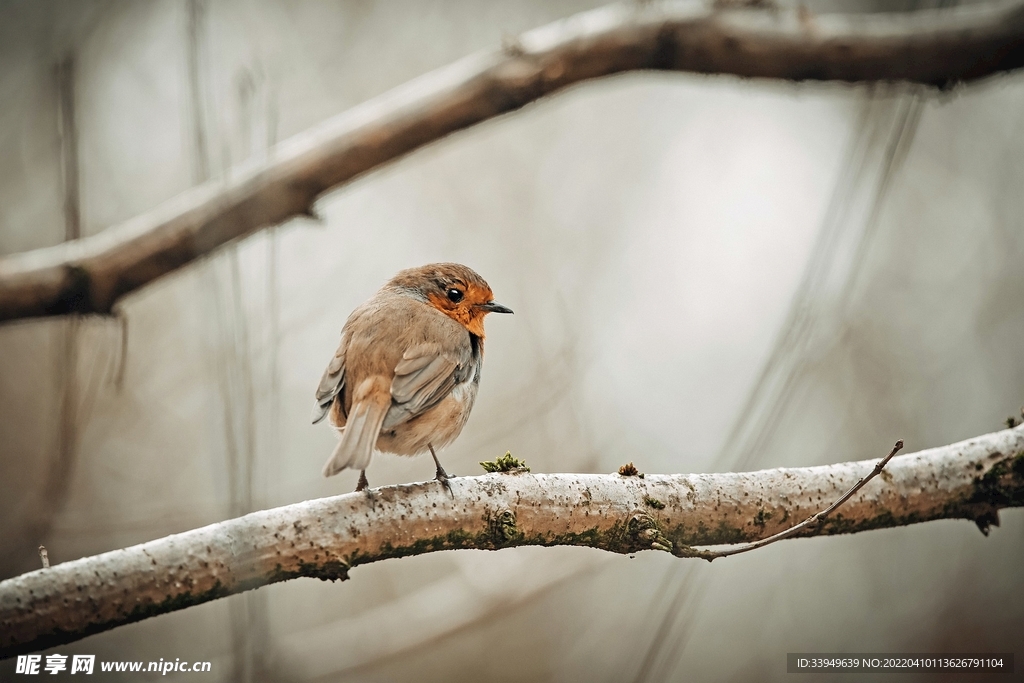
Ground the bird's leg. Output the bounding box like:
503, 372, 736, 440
429, 444, 454, 498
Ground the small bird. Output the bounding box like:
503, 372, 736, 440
313, 263, 512, 492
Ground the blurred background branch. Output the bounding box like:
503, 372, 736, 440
3, 425, 1021, 659
1, 0, 1023, 323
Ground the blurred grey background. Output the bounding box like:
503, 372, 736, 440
1, 0, 1022, 681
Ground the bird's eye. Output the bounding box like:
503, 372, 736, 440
446, 288, 464, 303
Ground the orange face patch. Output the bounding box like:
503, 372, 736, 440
427, 282, 494, 339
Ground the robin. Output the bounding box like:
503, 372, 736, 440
312, 263, 513, 493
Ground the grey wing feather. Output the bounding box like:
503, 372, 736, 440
384, 343, 469, 429
312, 346, 345, 424
392, 352, 436, 378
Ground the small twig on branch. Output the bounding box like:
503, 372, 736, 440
676, 440, 904, 560
37, 547, 49, 570
2, 1, 1024, 322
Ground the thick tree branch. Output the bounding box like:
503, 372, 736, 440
2, 1, 1024, 322
2, 427, 1022, 658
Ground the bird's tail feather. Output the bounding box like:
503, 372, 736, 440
321, 386, 389, 477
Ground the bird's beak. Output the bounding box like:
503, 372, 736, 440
479, 301, 513, 314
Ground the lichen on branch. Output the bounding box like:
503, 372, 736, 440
480, 452, 530, 472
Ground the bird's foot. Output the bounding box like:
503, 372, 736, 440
355, 470, 375, 510
434, 465, 454, 498
429, 444, 454, 498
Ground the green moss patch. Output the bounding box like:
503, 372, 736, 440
480, 452, 530, 473
643, 496, 665, 510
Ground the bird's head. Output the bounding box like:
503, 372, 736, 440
388, 263, 512, 337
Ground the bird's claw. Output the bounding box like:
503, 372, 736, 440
355, 471, 376, 510
435, 467, 454, 499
